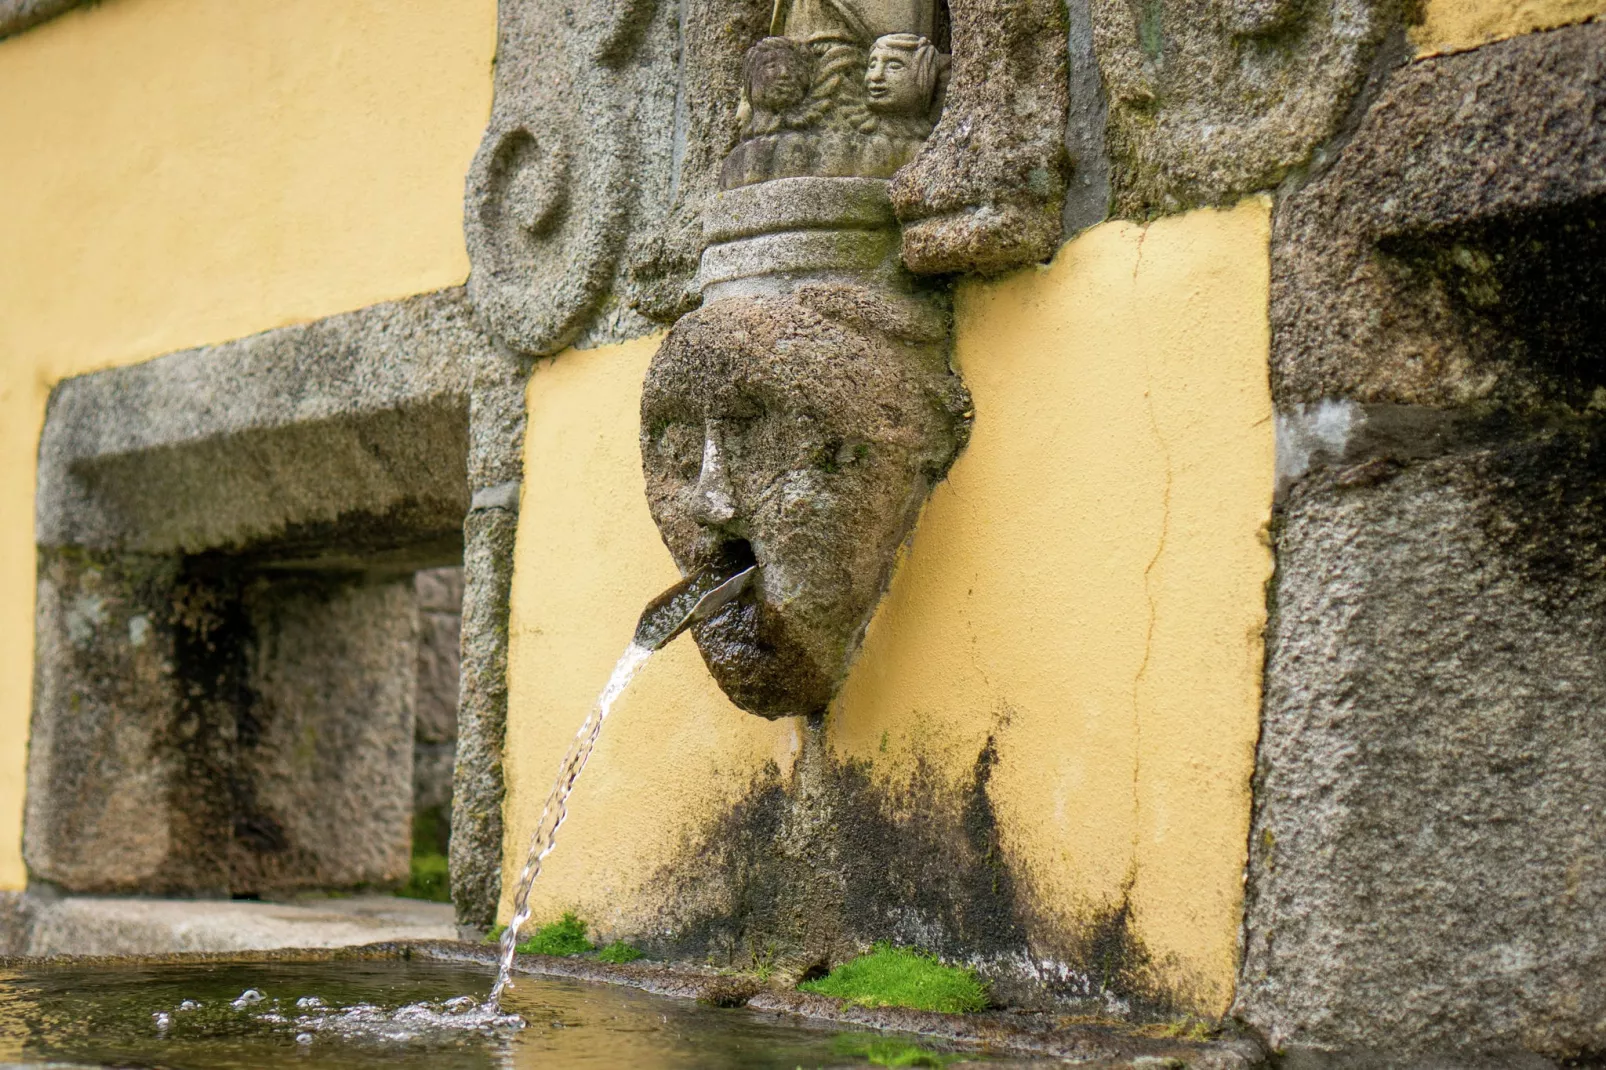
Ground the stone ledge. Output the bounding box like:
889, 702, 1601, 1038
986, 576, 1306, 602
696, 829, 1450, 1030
12, 896, 455, 958
384, 942, 1268, 1068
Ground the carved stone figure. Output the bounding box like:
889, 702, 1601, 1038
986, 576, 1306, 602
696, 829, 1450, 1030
864, 33, 938, 117
746, 36, 814, 116
862, 33, 945, 141
639, 0, 983, 719
889, 0, 1069, 274
641, 285, 970, 717
724, 3, 943, 188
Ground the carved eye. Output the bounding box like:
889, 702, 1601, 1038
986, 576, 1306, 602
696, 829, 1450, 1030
655, 424, 704, 482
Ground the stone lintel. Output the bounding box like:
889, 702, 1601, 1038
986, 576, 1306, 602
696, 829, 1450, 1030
37, 289, 484, 560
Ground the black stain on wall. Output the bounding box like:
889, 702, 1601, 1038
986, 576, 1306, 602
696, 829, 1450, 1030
635, 720, 1179, 1013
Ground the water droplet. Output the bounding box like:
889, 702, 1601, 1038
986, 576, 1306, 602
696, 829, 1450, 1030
231, 988, 265, 1009
296, 1032, 314, 1045
296, 995, 325, 1009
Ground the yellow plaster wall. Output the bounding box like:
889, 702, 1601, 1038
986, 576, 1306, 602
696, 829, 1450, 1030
503, 199, 1274, 1013
1411, 0, 1602, 55
0, 0, 496, 890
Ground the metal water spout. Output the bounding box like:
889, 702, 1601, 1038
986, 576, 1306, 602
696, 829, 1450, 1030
633, 564, 758, 652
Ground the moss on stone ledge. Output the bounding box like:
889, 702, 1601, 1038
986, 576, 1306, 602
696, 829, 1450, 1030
799, 945, 989, 1014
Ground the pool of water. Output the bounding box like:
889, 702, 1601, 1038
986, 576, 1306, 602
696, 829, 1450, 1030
0, 957, 988, 1069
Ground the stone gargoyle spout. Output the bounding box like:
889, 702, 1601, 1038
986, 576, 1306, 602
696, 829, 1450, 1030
641, 286, 970, 718
639, 0, 975, 719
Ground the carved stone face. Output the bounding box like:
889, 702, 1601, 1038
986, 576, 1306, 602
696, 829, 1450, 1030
641, 285, 970, 718
746, 36, 813, 113
865, 35, 934, 115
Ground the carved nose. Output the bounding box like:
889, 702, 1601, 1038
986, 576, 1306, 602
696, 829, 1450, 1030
692, 433, 736, 527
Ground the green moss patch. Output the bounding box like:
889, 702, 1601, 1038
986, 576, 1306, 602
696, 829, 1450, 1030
516, 912, 594, 956
597, 940, 644, 964
484, 914, 649, 963
799, 945, 989, 1014
396, 812, 451, 903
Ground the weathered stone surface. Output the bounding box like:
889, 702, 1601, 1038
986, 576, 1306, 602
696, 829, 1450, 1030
21, 896, 454, 957
26, 555, 427, 897
463, 0, 669, 354
413, 742, 457, 819
37, 289, 480, 557
1241, 423, 1606, 1065
1062, 0, 1112, 236
465, 0, 777, 349
446, 330, 532, 928
26, 550, 231, 895
414, 569, 463, 744
470, 0, 1079, 326
0, 0, 85, 41
891, 0, 1069, 273
1250, 24, 1606, 1064
0, 892, 35, 957
641, 284, 969, 718
234, 575, 418, 895
451, 507, 520, 926
29, 292, 487, 899
622, 0, 777, 324
415, 565, 464, 614
413, 566, 462, 849
698, 228, 902, 291
1092, 0, 1402, 216
1272, 22, 1606, 409
703, 176, 896, 244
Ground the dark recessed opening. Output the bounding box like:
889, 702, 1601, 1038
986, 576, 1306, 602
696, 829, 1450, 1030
717, 538, 758, 576
1380, 194, 1606, 401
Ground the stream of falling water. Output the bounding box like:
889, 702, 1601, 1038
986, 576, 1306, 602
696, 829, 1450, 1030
488, 640, 656, 1008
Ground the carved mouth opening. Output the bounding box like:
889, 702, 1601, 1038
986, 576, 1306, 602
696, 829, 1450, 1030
714, 537, 758, 580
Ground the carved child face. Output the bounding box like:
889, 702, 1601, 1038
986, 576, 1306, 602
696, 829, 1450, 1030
640, 286, 969, 718
745, 36, 813, 112
865, 34, 934, 115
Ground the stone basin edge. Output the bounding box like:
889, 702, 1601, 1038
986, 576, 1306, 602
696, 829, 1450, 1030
0, 940, 1268, 1067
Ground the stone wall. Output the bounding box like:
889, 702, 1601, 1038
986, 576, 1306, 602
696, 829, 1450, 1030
1238, 20, 1606, 1066
22, 292, 488, 897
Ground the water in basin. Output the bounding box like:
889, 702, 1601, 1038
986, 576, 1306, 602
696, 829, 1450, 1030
0, 957, 985, 1068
